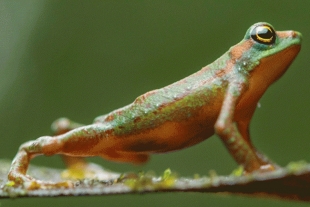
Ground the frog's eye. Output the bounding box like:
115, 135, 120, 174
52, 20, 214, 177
250, 24, 276, 45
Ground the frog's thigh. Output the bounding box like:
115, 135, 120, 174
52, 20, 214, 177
50, 118, 88, 168
100, 151, 149, 164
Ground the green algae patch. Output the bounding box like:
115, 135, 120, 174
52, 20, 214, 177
124, 169, 177, 191
286, 160, 310, 173
230, 166, 244, 177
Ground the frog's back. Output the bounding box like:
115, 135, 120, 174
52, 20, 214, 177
93, 52, 232, 153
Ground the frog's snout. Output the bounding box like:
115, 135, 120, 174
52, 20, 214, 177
276, 30, 302, 45
292, 31, 302, 43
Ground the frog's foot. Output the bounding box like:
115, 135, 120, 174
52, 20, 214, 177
254, 150, 282, 173
23, 180, 74, 190
232, 161, 279, 176
241, 163, 279, 176
61, 158, 120, 181
8, 171, 74, 190
258, 163, 277, 172
8, 171, 33, 185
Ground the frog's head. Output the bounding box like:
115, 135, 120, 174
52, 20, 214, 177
231, 22, 302, 89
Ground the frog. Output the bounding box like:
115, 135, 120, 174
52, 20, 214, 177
8, 22, 302, 189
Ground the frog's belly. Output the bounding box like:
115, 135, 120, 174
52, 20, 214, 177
93, 94, 223, 158
121, 120, 215, 153
99, 109, 218, 154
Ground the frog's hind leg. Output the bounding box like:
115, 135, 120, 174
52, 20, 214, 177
51, 118, 88, 173
8, 118, 82, 188
51, 118, 120, 181
8, 135, 74, 188
52, 117, 150, 165
8, 123, 117, 189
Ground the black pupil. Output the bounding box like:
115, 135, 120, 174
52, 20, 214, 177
251, 25, 275, 45
258, 27, 272, 39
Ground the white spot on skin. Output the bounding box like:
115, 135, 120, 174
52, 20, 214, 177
257, 102, 261, 108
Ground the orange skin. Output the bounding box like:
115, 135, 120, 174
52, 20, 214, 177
8, 22, 301, 188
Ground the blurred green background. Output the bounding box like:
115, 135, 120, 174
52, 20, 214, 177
1, 0, 309, 206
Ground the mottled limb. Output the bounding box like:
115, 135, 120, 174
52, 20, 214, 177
8, 136, 73, 188
215, 83, 275, 173
8, 119, 120, 188
50, 118, 120, 181
237, 120, 279, 170
51, 117, 88, 170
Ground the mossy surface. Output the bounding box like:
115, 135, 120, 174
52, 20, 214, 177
1, 159, 310, 202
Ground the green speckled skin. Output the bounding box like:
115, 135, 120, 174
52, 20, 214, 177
94, 52, 229, 135
8, 22, 302, 188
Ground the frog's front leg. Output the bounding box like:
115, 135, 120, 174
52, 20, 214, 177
215, 82, 275, 173
237, 120, 278, 169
